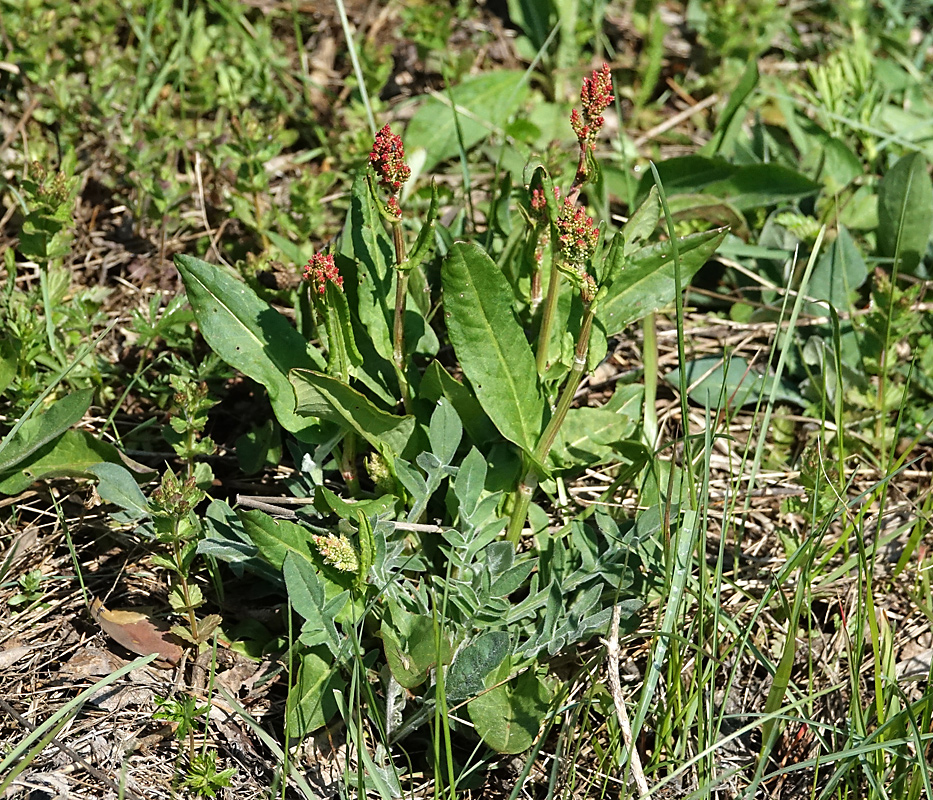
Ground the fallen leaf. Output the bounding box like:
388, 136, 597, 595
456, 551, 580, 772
90, 597, 184, 667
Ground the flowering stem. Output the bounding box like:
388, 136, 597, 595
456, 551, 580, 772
340, 431, 360, 497
390, 220, 412, 414
535, 256, 561, 376
507, 302, 596, 544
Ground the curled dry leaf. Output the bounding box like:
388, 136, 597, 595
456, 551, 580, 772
90, 597, 184, 667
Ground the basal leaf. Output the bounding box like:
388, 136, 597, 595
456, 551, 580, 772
286, 647, 344, 738
405, 71, 529, 172
174, 254, 324, 438
441, 242, 544, 454
0, 429, 125, 495
665, 355, 804, 409
0, 387, 93, 473
877, 152, 933, 276
598, 228, 727, 336
468, 659, 552, 754
290, 369, 415, 460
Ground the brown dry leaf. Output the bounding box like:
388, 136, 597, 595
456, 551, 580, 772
90, 597, 184, 667
59, 645, 126, 678
0, 643, 32, 670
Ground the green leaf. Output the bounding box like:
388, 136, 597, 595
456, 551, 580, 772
405, 71, 530, 172
0, 336, 17, 396
664, 355, 804, 409
88, 462, 149, 521
620, 186, 660, 256
0, 388, 93, 473
286, 647, 344, 738
704, 60, 759, 157
441, 242, 544, 454
406, 181, 439, 273
428, 397, 462, 466
598, 228, 727, 336
0, 429, 125, 495
290, 369, 415, 460
338, 173, 395, 364
283, 552, 347, 652
235, 419, 281, 476
237, 509, 326, 571
877, 152, 933, 276
549, 401, 642, 470
421, 361, 497, 446
174, 254, 324, 438
454, 446, 487, 518
323, 279, 362, 377
468, 660, 552, 754
636, 158, 819, 211
805, 225, 867, 313
380, 602, 452, 689
447, 631, 511, 703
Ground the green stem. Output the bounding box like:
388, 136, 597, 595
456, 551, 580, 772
507, 303, 596, 544
535, 259, 561, 375
340, 431, 360, 497
390, 220, 412, 413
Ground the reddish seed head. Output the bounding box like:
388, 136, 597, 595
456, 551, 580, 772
369, 124, 411, 193
303, 253, 343, 295
572, 64, 613, 150
555, 196, 598, 269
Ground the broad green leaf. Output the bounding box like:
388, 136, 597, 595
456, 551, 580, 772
549, 403, 642, 470
290, 369, 415, 460
283, 551, 347, 652
0, 429, 124, 495
598, 228, 727, 336
88, 462, 149, 521
337, 174, 395, 364
237, 508, 326, 571
421, 361, 497, 446
381, 603, 452, 689
705, 60, 759, 157
428, 397, 462, 466
447, 631, 511, 702
174, 254, 324, 438
0, 388, 93, 473
406, 71, 529, 172
286, 647, 344, 738
620, 186, 660, 256
636, 158, 819, 211
664, 355, 804, 409
468, 659, 552, 754
318, 487, 396, 521
441, 242, 544, 454
454, 446, 487, 518
877, 152, 933, 276
805, 225, 867, 313
0, 336, 17, 396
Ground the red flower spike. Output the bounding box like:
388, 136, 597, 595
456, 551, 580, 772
369, 124, 411, 193
572, 64, 613, 151
303, 253, 344, 295
555, 197, 598, 269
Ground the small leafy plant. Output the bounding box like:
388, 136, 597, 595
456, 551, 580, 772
150, 63, 726, 770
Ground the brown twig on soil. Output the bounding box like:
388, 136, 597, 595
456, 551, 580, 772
605, 604, 650, 798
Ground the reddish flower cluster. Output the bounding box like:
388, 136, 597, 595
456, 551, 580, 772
369, 124, 410, 194
529, 187, 548, 221
304, 253, 343, 295
555, 194, 599, 269
570, 64, 613, 151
